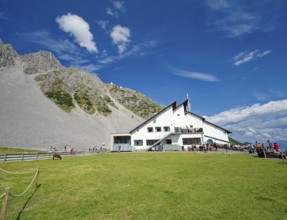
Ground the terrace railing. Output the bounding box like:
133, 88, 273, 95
174, 127, 203, 134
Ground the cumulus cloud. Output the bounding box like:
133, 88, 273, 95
174, 69, 220, 82
207, 99, 287, 143
233, 49, 271, 66
56, 13, 98, 53
205, 0, 283, 38
110, 25, 131, 54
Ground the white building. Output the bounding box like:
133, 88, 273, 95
111, 99, 231, 151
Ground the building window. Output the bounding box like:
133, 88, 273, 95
147, 127, 153, 132
114, 136, 131, 144
163, 126, 170, 132
182, 138, 201, 145
146, 139, 159, 145
134, 140, 143, 146
155, 127, 162, 132
165, 139, 172, 144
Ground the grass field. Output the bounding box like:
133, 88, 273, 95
0, 146, 46, 154
0, 152, 286, 220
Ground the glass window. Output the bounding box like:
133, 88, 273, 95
163, 126, 170, 132
165, 139, 172, 144
182, 138, 201, 145
134, 140, 143, 146
146, 139, 159, 145
147, 127, 153, 132
155, 127, 162, 132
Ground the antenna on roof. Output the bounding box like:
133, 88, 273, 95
186, 93, 191, 112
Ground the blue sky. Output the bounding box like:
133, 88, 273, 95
1, 0, 287, 144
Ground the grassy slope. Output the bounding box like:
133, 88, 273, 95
1, 153, 286, 220
0, 147, 46, 154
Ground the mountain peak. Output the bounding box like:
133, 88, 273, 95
0, 40, 18, 67
21, 50, 64, 74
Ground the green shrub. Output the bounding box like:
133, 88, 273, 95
74, 91, 95, 114
45, 89, 74, 112
96, 100, 112, 116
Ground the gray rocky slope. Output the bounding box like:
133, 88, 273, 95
0, 40, 162, 150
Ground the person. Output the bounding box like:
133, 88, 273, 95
274, 143, 281, 152
267, 140, 273, 152
255, 141, 262, 154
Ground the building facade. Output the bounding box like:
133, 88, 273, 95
111, 99, 231, 151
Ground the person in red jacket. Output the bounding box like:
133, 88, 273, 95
274, 143, 281, 152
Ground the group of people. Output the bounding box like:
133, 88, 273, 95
252, 140, 281, 154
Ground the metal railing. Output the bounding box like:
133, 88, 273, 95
174, 127, 203, 133
0, 151, 85, 162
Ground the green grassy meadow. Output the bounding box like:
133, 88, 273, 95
0, 147, 46, 154
1, 152, 286, 220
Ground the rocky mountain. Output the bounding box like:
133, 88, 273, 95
0, 40, 163, 150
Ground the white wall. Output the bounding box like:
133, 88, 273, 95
203, 122, 229, 144
131, 106, 174, 149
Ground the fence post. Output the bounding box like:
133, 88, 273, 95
0, 187, 9, 220
35, 168, 40, 187
22, 153, 24, 161
4, 155, 7, 162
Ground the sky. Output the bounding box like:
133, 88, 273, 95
0, 0, 287, 145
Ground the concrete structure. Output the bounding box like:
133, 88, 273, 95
111, 99, 231, 151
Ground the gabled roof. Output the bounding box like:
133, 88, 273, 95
186, 112, 232, 134
129, 101, 176, 133
176, 99, 231, 134
129, 99, 231, 134
174, 98, 189, 112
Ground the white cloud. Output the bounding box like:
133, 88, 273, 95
97, 20, 109, 30
106, 7, 118, 18
174, 70, 220, 82
107, 1, 125, 18
110, 25, 131, 54
113, 0, 125, 11
56, 13, 98, 53
207, 99, 287, 143
205, 0, 282, 38
98, 40, 156, 66
233, 49, 271, 66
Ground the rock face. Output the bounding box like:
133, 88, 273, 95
0, 40, 17, 67
0, 40, 163, 150
21, 51, 63, 74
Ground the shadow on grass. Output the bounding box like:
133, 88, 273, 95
16, 184, 42, 220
